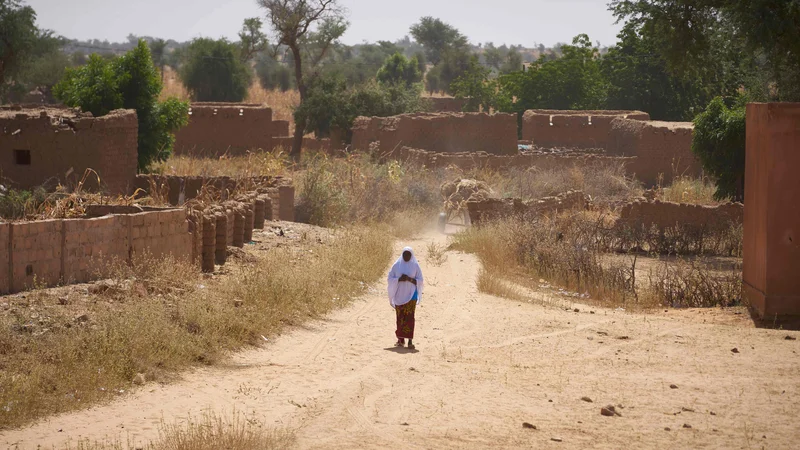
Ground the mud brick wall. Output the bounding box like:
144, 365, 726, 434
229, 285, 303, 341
271, 120, 290, 138
616, 200, 743, 235
351, 117, 383, 151
743, 102, 800, 318
467, 191, 588, 225
378, 113, 518, 156
0, 107, 138, 194
174, 103, 274, 157
522, 110, 650, 150
0, 224, 8, 293
610, 118, 701, 186
429, 97, 467, 113
0, 209, 191, 294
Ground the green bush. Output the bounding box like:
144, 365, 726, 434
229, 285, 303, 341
54, 40, 189, 171
376, 52, 422, 88
692, 96, 746, 201
0, 187, 46, 220
179, 38, 252, 102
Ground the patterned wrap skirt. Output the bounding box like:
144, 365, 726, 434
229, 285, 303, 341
395, 299, 417, 340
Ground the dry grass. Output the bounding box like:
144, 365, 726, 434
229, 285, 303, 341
159, 69, 300, 130
657, 176, 724, 205
245, 83, 299, 126
151, 150, 291, 178
454, 162, 642, 205
62, 412, 295, 450
452, 212, 742, 310
0, 227, 391, 429
160, 66, 191, 101
425, 242, 448, 267
476, 269, 526, 301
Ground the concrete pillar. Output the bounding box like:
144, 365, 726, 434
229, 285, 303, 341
743, 103, 800, 318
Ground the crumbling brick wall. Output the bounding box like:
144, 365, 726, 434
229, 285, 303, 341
0, 209, 191, 293
174, 103, 274, 157
522, 110, 650, 149
379, 113, 518, 155
616, 199, 743, 234
0, 106, 138, 194
429, 97, 466, 112
467, 191, 589, 225
609, 118, 701, 186
351, 113, 517, 155
351, 116, 383, 151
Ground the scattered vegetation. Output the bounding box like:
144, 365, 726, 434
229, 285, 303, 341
178, 38, 253, 102
453, 211, 742, 310
63, 412, 295, 450
0, 228, 391, 428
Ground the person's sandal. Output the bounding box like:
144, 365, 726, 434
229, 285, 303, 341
395, 340, 404, 347
407, 342, 415, 350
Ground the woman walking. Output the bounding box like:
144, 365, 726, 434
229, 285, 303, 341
388, 247, 424, 349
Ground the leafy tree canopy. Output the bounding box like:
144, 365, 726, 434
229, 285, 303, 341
55, 40, 189, 171
178, 37, 252, 102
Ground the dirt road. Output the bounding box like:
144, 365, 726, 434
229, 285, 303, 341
3, 230, 799, 449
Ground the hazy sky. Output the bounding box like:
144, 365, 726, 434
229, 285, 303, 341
26, 0, 623, 48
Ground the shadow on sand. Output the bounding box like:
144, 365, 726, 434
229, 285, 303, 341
383, 346, 420, 354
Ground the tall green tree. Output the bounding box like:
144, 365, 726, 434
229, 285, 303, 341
692, 96, 746, 201
498, 34, 606, 114
55, 40, 189, 171
238, 17, 268, 62
376, 52, 422, 87
451, 56, 497, 112
600, 22, 722, 120
409, 17, 468, 65
500, 48, 523, 74
0, 0, 38, 100
258, 0, 348, 158
179, 38, 252, 102
609, 0, 800, 101
149, 38, 167, 82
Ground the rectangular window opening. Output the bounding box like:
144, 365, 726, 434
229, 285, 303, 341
14, 149, 31, 165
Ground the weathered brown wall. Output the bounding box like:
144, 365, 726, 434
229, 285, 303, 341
0, 107, 138, 194
271, 120, 290, 138
743, 103, 800, 318
174, 103, 274, 157
522, 110, 650, 149
467, 191, 588, 225
351, 117, 383, 151
617, 199, 743, 233
609, 118, 702, 186
354, 113, 518, 155
428, 97, 466, 112
0, 209, 191, 293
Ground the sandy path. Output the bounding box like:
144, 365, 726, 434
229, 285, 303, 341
3, 229, 800, 449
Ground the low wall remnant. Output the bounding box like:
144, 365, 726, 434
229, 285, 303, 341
466, 191, 589, 225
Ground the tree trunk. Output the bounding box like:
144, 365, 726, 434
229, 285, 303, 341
290, 43, 305, 160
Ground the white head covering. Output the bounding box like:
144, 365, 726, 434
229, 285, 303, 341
387, 247, 424, 307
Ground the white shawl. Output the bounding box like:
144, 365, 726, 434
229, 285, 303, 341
387, 247, 424, 307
